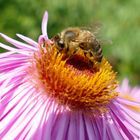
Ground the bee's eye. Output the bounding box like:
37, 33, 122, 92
64, 31, 76, 40
58, 41, 65, 48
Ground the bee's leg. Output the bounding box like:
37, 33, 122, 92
83, 51, 93, 68
88, 60, 100, 72
83, 50, 89, 58
83, 51, 98, 71
73, 47, 79, 55
84, 50, 94, 62
67, 47, 79, 60
88, 60, 94, 68
79, 42, 88, 50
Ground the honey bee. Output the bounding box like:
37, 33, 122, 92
51, 27, 103, 67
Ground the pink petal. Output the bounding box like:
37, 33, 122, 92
0, 43, 30, 56
0, 52, 14, 58
0, 33, 37, 51
16, 34, 38, 47
42, 11, 48, 37
38, 11, 51, 44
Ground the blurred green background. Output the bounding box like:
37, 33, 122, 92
0, 0, 140, 85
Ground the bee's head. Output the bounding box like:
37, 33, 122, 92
51, 33, 65, 51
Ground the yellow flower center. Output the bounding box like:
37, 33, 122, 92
33, 44, 118, 112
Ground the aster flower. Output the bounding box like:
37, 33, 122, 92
0, 11, 140, 140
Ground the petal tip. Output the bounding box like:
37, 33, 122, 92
41, 11, 49, 36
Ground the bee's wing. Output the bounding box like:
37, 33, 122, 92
86, 23, 113, 46
90, 22, 103, 35
73, 24, 112, 46
99, 39, 113, 46
81, 22, 102, 35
